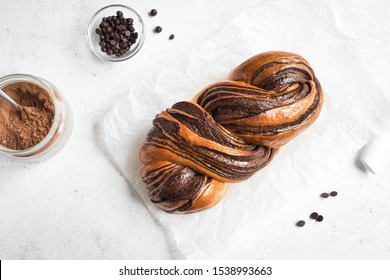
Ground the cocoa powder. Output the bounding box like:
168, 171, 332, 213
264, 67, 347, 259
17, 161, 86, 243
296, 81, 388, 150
0, 82, 55, 150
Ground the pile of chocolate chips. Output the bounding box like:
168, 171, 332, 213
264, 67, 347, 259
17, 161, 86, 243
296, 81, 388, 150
95, 11, 138, 57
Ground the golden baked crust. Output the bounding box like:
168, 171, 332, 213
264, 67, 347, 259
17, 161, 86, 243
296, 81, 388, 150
140, 51, 323, 214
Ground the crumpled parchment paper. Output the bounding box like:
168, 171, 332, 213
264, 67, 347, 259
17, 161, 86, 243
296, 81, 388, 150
102, 0, 390, 259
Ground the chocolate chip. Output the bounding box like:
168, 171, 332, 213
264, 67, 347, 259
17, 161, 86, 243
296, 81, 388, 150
113, 34, 120, 42
106, 26, 113, 33
125, 30, 131, 37
330, 191, 338, 197
127, 18, 133, 24
133, 32, 138, 39
110, 40, 117, 46
296, 220, 305, 227
321, 193, 329, 198
116, 11, 123, 17
149, 9, 158, 16
99, 41, 106, 47
106, 49, 113, 55
101, 47, 106, 52
95, 28, 101, 34
154, 26, 162, 33
310, 212, 319, 219
169, 34, 175, 40
316, 215, 324, 222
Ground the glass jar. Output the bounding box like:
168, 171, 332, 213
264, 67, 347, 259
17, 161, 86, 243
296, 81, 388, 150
86, 4, 145, 62
0, 74, 73, 161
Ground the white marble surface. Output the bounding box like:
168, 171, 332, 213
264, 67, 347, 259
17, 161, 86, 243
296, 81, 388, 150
0, 0, 390, 259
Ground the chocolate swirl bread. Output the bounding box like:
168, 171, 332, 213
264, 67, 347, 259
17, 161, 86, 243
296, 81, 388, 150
140, 51, 323, 214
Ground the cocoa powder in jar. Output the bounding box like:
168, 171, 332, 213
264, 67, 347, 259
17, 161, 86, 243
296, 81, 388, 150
0, 82, 55, 150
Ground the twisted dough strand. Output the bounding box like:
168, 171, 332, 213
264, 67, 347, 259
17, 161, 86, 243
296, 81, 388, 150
140, 51, 323, 214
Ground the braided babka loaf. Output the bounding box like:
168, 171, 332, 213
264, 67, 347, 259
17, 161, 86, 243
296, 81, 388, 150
140, 51, 323, 214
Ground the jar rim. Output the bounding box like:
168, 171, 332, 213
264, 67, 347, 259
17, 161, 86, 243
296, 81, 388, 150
0, 74, 62, 157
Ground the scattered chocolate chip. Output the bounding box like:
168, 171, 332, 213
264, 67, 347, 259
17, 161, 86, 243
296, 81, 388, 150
150, 9, 158, 16
310, 212, 319, 219
321, 193, 329, 198
316, 215, 324, 222
330, 191, 338, 197
296, 220, 305, 227
154, 26, 162, 33
169, 34, 175, 40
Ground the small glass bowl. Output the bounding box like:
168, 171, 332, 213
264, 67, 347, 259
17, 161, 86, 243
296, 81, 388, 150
0, 74, 73, 162
86, 4, 145, 62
